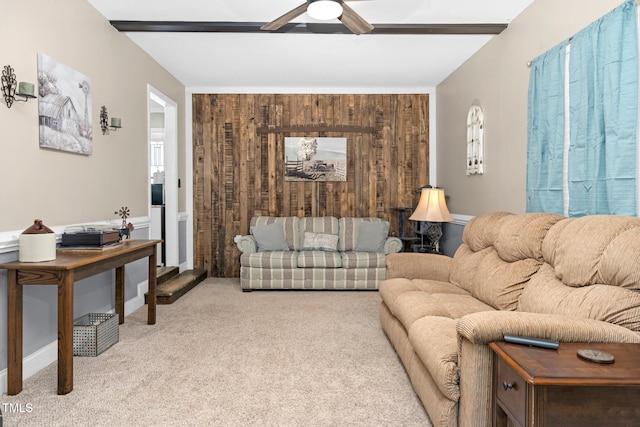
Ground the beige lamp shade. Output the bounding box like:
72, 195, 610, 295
409, 187, 453, 223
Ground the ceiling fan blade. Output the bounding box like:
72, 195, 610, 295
338, 2, 374, 35
261, 3, 308, 31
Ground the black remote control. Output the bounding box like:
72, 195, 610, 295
503, 334, 559, 350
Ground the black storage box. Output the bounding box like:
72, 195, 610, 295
61, 230, 121, 247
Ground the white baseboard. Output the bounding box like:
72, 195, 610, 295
0, 339, 58, 395
0, 279, 149, 395
125, 280, 149, 316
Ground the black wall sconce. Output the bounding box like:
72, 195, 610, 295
2, 65, 36, 108
100, 105, 122, 135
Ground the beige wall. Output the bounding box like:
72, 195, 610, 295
0, 0, 185, 232
436, 0, 624, 216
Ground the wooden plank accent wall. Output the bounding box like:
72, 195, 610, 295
193, 94, 430, 277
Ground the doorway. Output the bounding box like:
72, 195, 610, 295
148, 85, 179, 269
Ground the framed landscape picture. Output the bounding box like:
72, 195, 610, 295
38, 53, 93, 155
284, 137, 347, 182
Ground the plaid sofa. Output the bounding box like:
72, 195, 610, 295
234, 216, 402, 290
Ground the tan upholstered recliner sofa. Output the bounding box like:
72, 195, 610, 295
379, 212, 640, 427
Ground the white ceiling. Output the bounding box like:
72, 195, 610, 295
86, 0, 534, 90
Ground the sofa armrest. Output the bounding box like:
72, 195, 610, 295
385, 252, 452, 281
456, 311, 640, 345
234, 235, 257, 254
384, 237, 402, 254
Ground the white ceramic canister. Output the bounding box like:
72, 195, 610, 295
19, 219, 57, 262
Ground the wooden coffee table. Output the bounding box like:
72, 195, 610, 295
489, 341, 640, 427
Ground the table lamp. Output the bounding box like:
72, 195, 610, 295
409, 186, 453, 253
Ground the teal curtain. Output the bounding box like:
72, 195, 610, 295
527, 0, 638, 216
526, 41, 569, 214
568, 0, 638, 216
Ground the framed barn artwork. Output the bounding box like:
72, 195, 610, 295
284, 137, 347, 182
37, 53, 93, 155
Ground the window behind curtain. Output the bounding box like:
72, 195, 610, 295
527, 0, 639, 217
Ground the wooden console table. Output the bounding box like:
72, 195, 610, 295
490, 341, 640, 426
0, 239, 161, 395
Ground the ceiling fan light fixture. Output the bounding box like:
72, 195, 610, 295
307, 0, 343, 21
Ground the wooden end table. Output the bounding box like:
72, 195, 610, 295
489, 341, 640, 427
0, 239, 161, 395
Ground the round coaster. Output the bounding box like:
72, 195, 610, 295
577, 349, 615, 364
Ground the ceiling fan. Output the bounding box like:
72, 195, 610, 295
261, 0, 374, 35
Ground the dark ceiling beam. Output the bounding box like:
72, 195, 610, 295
110, 21, 508, 35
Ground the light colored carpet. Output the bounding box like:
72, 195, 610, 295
1, 279, 432, 426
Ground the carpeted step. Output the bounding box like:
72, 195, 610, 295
145, 269, 208, 305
